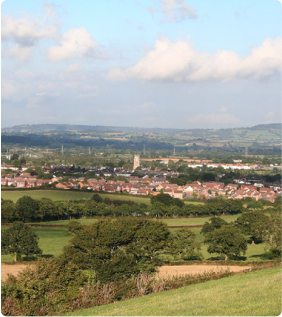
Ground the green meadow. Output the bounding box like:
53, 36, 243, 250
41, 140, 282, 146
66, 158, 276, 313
1, 189, 204, 205
65, 266, 282, 316
28, 214, 239, 227
1, 225, 270, 262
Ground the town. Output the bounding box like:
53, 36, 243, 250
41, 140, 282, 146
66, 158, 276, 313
2, 154, 281, 203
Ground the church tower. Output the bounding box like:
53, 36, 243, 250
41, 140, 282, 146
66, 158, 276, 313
133, 155, 140, 170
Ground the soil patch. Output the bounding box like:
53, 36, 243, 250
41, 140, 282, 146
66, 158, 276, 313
157, 265, 252, 278
1, 263, 33, 281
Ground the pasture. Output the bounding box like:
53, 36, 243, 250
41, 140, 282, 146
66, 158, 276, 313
29, 214, 240, 227
66, 266, 282, 316
1, 225, 270, 262
1, 189, 204, 205
1, 190, 147, 203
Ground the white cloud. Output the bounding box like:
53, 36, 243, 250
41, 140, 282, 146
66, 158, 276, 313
108, 36, 282, 82
160, 0, 197, 21
1, 6, 59, 61
1, 14, 58, 44
48, 27, 102, 61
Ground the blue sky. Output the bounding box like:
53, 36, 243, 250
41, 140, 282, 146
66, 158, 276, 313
1, 0, 281, 129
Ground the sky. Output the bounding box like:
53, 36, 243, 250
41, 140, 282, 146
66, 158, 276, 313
1, 0, 281, 129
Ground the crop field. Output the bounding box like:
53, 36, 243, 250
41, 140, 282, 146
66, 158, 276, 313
1, 189, 204, 206
66, 266, 282, 316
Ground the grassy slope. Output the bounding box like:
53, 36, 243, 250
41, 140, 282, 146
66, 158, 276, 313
1, 189, 204, 205
66, 267, 282, 316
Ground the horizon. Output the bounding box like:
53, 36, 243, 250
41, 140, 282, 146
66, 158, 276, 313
2, 121, 282, 131
1, 0, 281, 129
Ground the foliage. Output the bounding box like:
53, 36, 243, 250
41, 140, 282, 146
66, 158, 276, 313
1, 221, 42, 261
200, 217, 228, 236
1, 258, 87, 316
171, 229, 202, 260
235, 211, 269, 243
204, 225, 247, 260
65, 221, 84, 235
262, 211, 282, 257
151, 193, 184, 208
16, 196, 40, 222
246, 200, 264, 210
62, 218, 170, 282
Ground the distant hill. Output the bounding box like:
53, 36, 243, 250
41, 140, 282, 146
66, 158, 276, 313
1, 123, 281, 152
2, 123, 281, 134
1, 124, 184, 134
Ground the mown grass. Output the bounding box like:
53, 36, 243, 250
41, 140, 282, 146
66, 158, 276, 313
65, 266, 282, 316
189, 227, 270, 261
1, 225, 270, 262
1, 227, 72, 262
1, 189, 204, 205
1, 190, 149, 203
29, 214, 240, 227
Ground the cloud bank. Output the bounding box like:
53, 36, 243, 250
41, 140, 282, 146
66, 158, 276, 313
108, 36, 282, 82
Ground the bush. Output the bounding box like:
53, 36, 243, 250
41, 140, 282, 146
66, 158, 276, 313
1, 258, 87, 316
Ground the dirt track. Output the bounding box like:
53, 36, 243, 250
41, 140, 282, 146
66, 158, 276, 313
1, 263, 251, 282
156, 265, 251, 278
1, 263, 33, 281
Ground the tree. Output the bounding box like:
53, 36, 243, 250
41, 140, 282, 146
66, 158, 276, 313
172, 229, 202, 260
246, 200, 264, 211
62, 218, 170, 282
1, 258, 87, 316
16, 196, 40, 222
65, 221, 84, 235
200, 217, 228, 236
92, 193, 103, 203
204, 225, 247, 260
262, 211, 281, 257
235, 211, 269, 243
151, 193, 184, 208
1, 221, 42, 261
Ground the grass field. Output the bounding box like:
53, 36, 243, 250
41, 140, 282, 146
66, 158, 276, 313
65, 266, 282, 316
190, 228, 270, 261
1, 189, 204, 206
29, 214, 240, 227
1, 190, 149, 203
1, 227, 72, 262
1, 225, 270, 262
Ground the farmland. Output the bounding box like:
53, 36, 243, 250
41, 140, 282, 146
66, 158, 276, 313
65, 266, 281, 316
1, 189, 204, 205
1, 223, 271, 262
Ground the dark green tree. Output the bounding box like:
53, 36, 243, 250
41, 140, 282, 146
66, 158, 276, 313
91, 193, 103, 203
204, 225, 247, 260
62, 218, 170, 282
16, 196, 40, 222
262, 211, 281, 257
200, 217, 228, 236
1, 221, 42, 261
172, 229, 202, 260
65, 221, 84, 235
235, 211, 269, 243
151, 193, 184, 208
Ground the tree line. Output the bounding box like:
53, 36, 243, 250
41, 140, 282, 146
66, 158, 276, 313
1, 194, 252, 223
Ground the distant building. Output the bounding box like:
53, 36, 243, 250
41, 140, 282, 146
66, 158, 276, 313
133, 155, 140, 170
